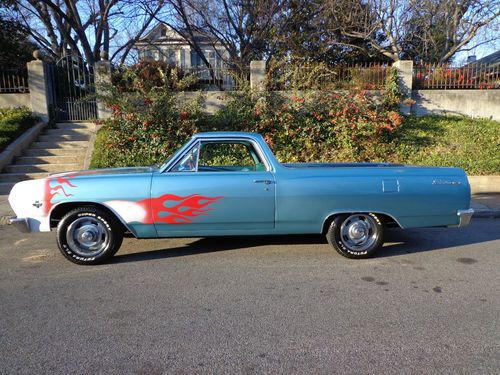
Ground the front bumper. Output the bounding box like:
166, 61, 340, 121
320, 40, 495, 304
9, 217, 30, 233
455, 208, 474, 227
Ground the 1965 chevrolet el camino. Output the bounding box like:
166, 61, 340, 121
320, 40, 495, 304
9, 132, 473, 264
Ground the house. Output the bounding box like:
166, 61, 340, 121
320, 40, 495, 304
466, 50, 500, 68
135, 23, 228, 71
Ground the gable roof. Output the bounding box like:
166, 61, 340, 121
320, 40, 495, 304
469, 50, 500, 67
138, 23, 212, 45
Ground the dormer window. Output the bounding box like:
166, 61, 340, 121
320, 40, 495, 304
160, 28, 166, 37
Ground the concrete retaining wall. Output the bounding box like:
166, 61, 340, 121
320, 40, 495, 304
468, 176, 500, 194
412, 90, 500, 121
0, 93, 31, 109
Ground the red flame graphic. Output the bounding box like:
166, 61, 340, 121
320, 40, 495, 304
137, 194, 223, 224
43, 176, 78, 214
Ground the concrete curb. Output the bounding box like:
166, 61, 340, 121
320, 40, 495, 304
0, 121, 46, 172
0, 216, 11, 226
469, 176, 500, 194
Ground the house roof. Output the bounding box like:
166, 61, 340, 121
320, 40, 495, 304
137, 23, 213, 46
469, 50, 500, 67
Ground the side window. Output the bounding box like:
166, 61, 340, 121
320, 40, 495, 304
198, 142, 265, 172
171, 143, 199, 172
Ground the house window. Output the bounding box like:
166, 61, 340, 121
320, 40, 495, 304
160, 28, 166, 37
191, 51, 203, 67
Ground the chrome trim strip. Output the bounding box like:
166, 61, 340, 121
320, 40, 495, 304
9, 217, 30, 233
455, 208, 474, 227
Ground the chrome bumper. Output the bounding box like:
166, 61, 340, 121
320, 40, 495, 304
455, 209, 474, 227
9, 217, 30, 233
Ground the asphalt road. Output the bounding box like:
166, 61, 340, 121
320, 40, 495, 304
0, 219, 499, 375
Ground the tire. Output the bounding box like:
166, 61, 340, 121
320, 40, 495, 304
56, 206, 123, 265
326, 213, 384, 259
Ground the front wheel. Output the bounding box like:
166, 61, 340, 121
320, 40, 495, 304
326, 213, 384, 259
56, 206, 123, 265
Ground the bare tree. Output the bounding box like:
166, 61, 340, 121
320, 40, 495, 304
158, 0, 288, 74
7, 0, 166, 64
322, 0, 500, 63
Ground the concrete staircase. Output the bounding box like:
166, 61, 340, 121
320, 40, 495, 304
0, 122, 94, 195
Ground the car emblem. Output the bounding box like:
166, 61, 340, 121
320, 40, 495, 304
33, 201, 43, 208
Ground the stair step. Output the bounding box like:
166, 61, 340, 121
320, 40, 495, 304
4, 164, 81, 174
0, 173, 50, 183
38, 134, 90, 142
45, 128, 92, 136
31, 141, 89, 149
24, 148, 87, 157
56, 122, 96, 130
15, 155, 81, 164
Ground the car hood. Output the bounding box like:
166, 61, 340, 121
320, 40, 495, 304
50, 166, 156, 178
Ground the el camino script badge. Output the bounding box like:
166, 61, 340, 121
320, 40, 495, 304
432, 179, 462, 185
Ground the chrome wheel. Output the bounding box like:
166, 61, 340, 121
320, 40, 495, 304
66, 217, 110, 257
339, 214, 378, 252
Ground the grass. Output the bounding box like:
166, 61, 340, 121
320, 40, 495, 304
389, 116, 500, 175
0, 107, 38, 152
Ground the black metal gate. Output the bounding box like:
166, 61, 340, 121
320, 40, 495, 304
50, 55, 98, 121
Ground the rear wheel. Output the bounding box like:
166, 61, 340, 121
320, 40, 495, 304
326, 213, 384, 258
56, 206, 123, 265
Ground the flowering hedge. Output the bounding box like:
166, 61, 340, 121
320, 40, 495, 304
234, 91, 403, 163
91, 86, 404, 168
91, 59, 407, 168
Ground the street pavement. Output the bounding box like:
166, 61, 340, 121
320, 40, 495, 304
0, 219, 499, 374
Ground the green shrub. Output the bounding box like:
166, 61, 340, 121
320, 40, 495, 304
91, 68, 204, 168
209, 90, 404, 163
0, 107, 38, 152
92, 88, 404, 168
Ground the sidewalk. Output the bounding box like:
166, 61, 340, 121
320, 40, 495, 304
1, 193, 499, 226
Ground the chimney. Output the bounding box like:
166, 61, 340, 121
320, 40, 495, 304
467, 55, 477, 64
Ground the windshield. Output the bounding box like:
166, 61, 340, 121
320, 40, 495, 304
158, 138, 194, 171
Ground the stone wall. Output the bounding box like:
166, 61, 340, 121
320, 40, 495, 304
0, 93, 31, 109
411, 90, 500, 121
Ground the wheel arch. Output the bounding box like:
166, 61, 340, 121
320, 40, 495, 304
50, 201, 134, 236
321, 211, 403, 234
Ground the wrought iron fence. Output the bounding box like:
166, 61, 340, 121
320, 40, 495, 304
413, 63, 500, 89
0, 68, 30, 93
183, 66, 244, 91
267, 61, 390, 91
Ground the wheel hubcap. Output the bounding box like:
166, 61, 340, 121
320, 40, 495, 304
340, 214, 378, 252
66, 217, 109, 257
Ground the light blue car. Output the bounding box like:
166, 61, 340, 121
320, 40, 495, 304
9, 132, 473, 264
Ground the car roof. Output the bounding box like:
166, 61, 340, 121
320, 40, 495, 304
193, 132, 263, 140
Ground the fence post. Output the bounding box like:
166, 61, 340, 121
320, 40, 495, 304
250, 60, 266, 91
94, 52, 112, 119
26, 50, 51, 123
392, 60, 413, 115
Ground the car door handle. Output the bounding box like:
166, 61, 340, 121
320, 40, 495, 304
253, 179, 273, 185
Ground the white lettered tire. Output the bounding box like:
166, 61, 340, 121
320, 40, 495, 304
56, 206, 123, 265
326, 213, 384, 258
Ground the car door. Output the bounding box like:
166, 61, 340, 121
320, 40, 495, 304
151, 139, 275, 237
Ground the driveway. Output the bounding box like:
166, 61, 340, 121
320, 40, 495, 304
0, 219, 499, 374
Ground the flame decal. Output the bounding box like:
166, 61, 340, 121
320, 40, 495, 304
137, 194, 223, 225
43, 176, 78, 214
